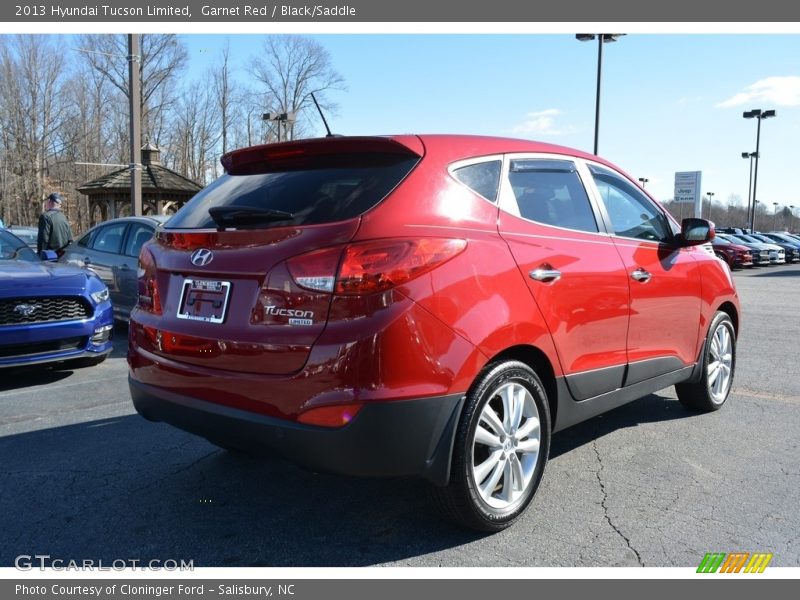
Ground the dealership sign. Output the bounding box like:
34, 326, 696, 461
674, 171, 702, 217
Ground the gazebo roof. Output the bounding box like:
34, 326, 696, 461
78, 145, 202, 196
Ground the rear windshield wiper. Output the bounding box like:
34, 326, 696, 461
208, 206, 294, 230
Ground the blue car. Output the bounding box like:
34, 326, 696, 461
0, 229, 113, 369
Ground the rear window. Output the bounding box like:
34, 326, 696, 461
167, 153, 419, 229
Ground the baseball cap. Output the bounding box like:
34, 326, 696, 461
47, 193, 63, 205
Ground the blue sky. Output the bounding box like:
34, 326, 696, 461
180, 33, 799, 211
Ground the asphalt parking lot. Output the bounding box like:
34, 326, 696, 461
1, 263, 798, 568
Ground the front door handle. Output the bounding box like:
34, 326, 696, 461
529, 268, 562, 283
631, 268, 651, 283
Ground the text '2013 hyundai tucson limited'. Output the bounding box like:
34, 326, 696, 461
128, 135, 739, 531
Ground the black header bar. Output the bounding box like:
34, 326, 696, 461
2, 0, 800, 23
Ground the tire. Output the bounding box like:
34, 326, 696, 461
675, 311, 736, 412
431, 360, 551, 532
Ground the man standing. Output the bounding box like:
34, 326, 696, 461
37, 192, 74, 257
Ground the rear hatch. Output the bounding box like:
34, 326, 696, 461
136, 136, 423, 375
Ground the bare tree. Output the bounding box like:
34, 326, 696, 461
0, 35, 70, 226
213, 40, 234, 156
76, 34, 188, 144
168, 82, 221, 185
249, 35, 345, 140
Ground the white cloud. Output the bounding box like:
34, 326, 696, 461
509, 109, 574, 136
717, 76, 800, 108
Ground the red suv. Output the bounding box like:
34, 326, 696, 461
128, 135, 740, 531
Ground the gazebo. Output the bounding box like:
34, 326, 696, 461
78, 143, 203, 224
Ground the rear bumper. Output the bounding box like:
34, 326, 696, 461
129, 377, 464, 486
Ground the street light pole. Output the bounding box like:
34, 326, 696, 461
741, 151, 756, 229
128, 34, 142, 217
773, 202, 779, 231
743, 109, 776, 231
790, 205, 796, 232
753, 200, 760, 232
706, 192, 715, 220
638, 177, 649, 188
576, 34, 625, 155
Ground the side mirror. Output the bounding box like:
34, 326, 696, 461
680, 218, 715, 246
40, 250, 58, 262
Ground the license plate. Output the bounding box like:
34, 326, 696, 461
177, 279, 231, 324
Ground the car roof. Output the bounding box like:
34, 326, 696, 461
222, 134, 619, 173
87, 215, 170, 229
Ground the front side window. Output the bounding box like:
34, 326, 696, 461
589, 165, 672, 243
507, 159, 598, 233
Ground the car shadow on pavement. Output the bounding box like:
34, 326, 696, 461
749, 268, 800, 277
0, 391, 697, 568
550, 393, 693, 460
0, 414, 483, 568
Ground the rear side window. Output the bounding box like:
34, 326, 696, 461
167, 153, 419, 229
124, 223, 154, 257
90, 223, 127, 254
452, 160, 502, 202
508, 159, 598, 233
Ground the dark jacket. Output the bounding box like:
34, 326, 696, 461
37, 209, 73, 254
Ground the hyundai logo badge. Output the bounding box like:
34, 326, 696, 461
190, 248, 214, 267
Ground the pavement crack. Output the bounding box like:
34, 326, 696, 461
592, 441, 644, 567
130, 449, 222, 493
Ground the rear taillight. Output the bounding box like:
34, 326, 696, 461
286, 246, 343, 293
137, 245, 162, 314
287, 238, 466, 296
336, 238, 467, 295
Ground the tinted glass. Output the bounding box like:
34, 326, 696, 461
167, 153, 419, 229
508, 159, 598, 233
124, 223, 154, 257
90, 223, 127, 254
9, 229, 37, 247
589, 165, 672, 242
77, 231, 94, 248
452, 160, 502, 202
0, 230, 38, 262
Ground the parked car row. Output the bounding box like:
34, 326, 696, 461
711, 230, 800, 269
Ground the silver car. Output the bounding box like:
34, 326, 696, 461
61, 216, 170, 321
7, 226, 38, 249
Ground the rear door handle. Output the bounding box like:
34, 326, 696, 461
529, 268, 562, 283
631, 268, 651, 283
